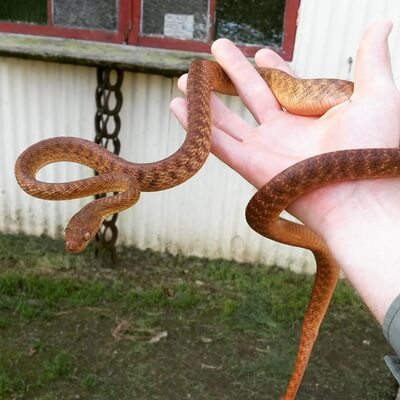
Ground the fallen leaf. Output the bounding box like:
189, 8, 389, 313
201, 363, 222, 370
149, 331, 168, 344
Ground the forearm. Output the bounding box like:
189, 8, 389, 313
291, 179, 400, 325
324, 211, 400, 324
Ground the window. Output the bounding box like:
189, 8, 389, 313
130, 0, 299, 58
1, 0, 47, 25
0, 0, 130, 42
216, 0, 286, 48
0, 0, 300, 60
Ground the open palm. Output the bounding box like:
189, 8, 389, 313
170, 21, 400, 235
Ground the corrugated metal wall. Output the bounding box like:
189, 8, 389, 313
1, 0, 400, 272
293, 0, 400, 80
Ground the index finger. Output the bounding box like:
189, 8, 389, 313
211, 38, 282, 123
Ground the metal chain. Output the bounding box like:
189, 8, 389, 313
94, 67, 124, 260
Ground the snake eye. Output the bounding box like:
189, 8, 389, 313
83, 232, 91, 241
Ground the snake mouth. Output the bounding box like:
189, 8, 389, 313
65, 240, 86, 253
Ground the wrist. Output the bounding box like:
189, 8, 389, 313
291, 178, 400, 240
325, 212, 400, 324
291, 178, 400, 323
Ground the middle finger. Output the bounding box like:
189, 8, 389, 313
211, 38, 282, 124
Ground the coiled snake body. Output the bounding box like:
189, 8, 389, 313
14, 60, 400, 399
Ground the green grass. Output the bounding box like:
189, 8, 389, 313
43, 351, 72, 381
0, 233, 397, 399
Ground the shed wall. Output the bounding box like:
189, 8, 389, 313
1, 0, 399, 273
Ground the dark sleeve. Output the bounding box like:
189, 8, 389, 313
383, 293, 400, 383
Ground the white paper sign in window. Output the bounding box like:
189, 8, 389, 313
164, 14, 194, 39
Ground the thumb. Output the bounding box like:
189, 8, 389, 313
354, 20, 394, 94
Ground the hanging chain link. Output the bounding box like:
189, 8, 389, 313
94, 67, 124, 260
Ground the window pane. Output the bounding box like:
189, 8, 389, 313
52, 0, 117, 31
0, 0, 48, 24
141, 0, 209, 41
215, 0, 285, 47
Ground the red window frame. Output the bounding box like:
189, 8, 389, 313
0, 0, 300, 60
0, 0, 131, 43
129, 0, 300, 59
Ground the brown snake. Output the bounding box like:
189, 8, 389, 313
14, 60, 400, 399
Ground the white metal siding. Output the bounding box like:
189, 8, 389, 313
1, 0, 400, 273
0, 59, 95, 238
293, 0, 400, 81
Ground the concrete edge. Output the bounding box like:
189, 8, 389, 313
0, 33, 213, 76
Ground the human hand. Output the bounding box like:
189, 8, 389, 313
171, 20, 400, 322
171, 20, 400, 236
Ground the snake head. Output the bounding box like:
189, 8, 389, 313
64, 209, 103, 253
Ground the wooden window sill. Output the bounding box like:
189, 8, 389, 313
0, 33, 213, 76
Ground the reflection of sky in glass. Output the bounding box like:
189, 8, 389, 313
53, 0, 117, 30
141, 0, 209, 40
